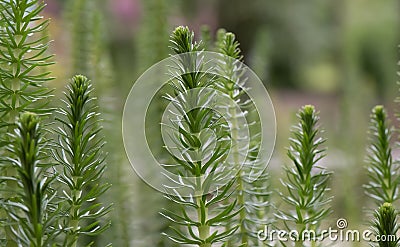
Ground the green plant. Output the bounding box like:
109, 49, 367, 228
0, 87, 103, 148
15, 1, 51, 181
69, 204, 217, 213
371, 202, 400, 247
161, 26, 239, 247
4, 112, 58, 246
277, 105, 331, 247
215, 31, 271, 246
365, 105, 399, 204
67, 1, 118, 245
132, 2, 174, 245
68, 0, 95, 76
53, 75, 111, 247
0, 0, 53, 125
0, 0, 53, 244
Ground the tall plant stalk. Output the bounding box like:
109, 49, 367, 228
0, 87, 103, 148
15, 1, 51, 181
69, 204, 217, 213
0, 0, 53, 244
277, 105, 331, 247
4, 112, 57, 246
371, 202, 400, 247
365, 105, 399, 204
0, 0, 53, 125
162, 26, 238, 247
216, 31, 271, 246
68, 0, 95, 76
53, 75, 111, 247
133, 1, 174, 245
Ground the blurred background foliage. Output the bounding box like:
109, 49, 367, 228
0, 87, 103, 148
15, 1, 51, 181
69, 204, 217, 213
44, 0, 398, 246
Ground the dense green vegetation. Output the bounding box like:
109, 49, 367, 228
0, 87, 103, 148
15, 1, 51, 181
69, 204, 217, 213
0, 0, 399, 246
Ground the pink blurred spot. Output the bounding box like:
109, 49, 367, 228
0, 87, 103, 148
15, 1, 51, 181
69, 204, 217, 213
111, 0, 140, 23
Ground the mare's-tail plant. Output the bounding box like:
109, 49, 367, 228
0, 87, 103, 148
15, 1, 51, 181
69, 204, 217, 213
365, 105, 399, 204
4, 112, 58, 246
67, 1, 117, 245
133, 1, 174, 245
215, 31, 271, 246
0, 0, 53, 243
0, 0, 53, 128
53, 75, 111, 246
277, 105, 331, 247
371, 202, 400, 247
67, 0, 95, 76
365, 106, 400, 246
161, 26, 239, 246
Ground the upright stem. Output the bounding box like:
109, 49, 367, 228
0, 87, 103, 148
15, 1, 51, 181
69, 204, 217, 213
230, 101, 248, 246
295, 212, 305, 247
69, 176, 81, 247
5, 59, 21, 247
196, 174, 211, 247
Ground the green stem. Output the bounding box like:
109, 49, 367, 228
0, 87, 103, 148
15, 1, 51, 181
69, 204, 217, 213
230, 102, 248, 245
196, 176, 210, 247
295, 216, 304, 247
68, 176, 82, 247
5, 64, 21, 247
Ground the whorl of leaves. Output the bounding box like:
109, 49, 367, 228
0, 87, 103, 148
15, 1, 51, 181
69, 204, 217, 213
365, 105, 399, 204
53, 75, 111, 246
4, 112, 58, 246
371, 202, 400, 247
277, 105, 331, 246
161, 26, 239, 247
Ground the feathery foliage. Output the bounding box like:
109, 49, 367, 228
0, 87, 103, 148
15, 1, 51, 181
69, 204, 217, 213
53, 75, 111, 247
216, 31, 271, 246
0, 0, 53, 244
277, 105, 331, 246
161, 26, 239, 247
4, 112, 57, 246
365, 105, 399, 204
0, 0, 53, 126
371, 202, 400, 247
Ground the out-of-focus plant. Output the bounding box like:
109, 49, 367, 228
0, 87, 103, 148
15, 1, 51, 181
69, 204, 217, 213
132, 1, 174, 246
4, 112, 58, 246
371, 202, 400, 247
200, 25, 212, 51
215, 31, 271, 246
135, 0, 169, 74
364, 105, 399, 205
277, 105, 332, 247
161, 26, 239, 247
68, 0, 95, 76
53, 75, 111, 247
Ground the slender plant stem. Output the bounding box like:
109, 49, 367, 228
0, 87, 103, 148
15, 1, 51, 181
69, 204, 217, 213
54, 75, 110, 246
230, 102, 248, 245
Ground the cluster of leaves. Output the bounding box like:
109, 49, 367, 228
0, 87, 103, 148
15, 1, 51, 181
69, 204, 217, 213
215, 31, 271, 246
0, 1, 111, 246
371, 203, 400, 247
162, 26, 334, 247
5, 112, 58, 246
0, 0, 53, 127
162, 26, 272, 247
0, 0, 54, 244
161, 26, 240, 247
277, 105, 331, 247
1, 1, 400, 246
365, 105, 399, 204
365, 105, 400, 246
53, 75, 111, 247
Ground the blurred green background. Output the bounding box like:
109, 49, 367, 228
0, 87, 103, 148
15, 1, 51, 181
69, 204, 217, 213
44, 0, 399, 246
